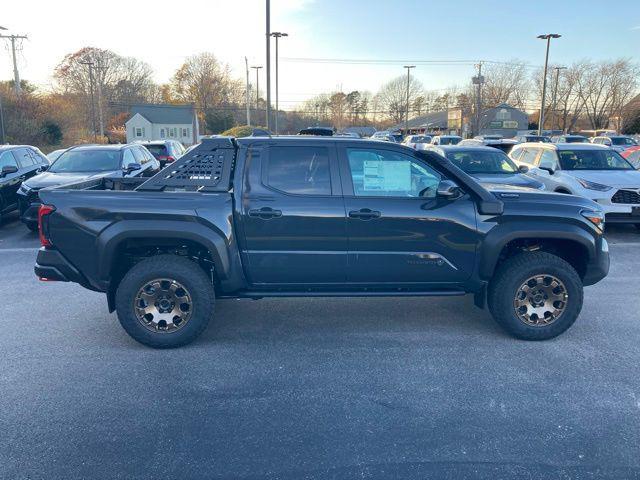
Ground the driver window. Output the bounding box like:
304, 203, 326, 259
347, 148, 441, 198
0, 151, 19, 169
122, 149, 136, 167
538, 150, 558, 169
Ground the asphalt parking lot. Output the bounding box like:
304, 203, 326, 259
1, 211, 640, 479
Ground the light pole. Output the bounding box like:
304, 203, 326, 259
270, 32, 288, 135
537, 33, 561, 135
550, 66, 567, 131
251, 66, 263, 124
265, 0, 271, 130
403, 65, 415, 135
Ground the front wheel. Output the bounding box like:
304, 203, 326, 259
115, 254, 215, 348
488, 252, 583, 340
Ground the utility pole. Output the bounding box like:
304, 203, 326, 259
244, 57, 251, 126
270, 32, 288, 135
80, 60, 98, 142
265, 0, 272, 130
537, 33, 561, 135
0, 94, 5, 144
0, 33, 28, 94
251, 66, 263, 124
550, 66, 567, 131
315, 102, 320, 126
94, 64, 107, 138
472, 62, 484, 137
403, 65, 415, 135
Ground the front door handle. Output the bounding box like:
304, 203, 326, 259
348, 208, 381, 220
248, 207, 283, 219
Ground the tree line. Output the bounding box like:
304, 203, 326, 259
1, 48, 639, 151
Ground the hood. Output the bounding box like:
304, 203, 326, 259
472, 173, 544, 190
490, 185, 602, 212
23, 170, 118, 190
566, 169, 640, 188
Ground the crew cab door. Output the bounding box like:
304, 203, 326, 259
338, 145, 478, 285
241, 142, 347, 285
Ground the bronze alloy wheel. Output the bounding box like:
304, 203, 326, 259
513, 274, 568, 326
134, 278, 193, 333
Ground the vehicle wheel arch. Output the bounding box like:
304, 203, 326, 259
479, 223, 596, 281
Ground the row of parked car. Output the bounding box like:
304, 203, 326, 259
0, 140, 187, 230
410, 134, 640, 229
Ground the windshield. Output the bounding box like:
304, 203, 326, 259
409, 136, 430, 143
611, 137, 636, 146
49, 149, 121, 173
565, 136, 588, 143
439, 137, 461, 145
446, 150, 518, 174
558, 149, 633, 170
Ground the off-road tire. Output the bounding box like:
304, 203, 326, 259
488, 251, 583, 340
115, 254, 215, 348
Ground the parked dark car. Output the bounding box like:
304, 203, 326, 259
18, 144, 160, 230
514, 135, 551, 143
34, 137, 609, 348
426, 145, 545, 190
139, 140, 185, 167
0, 145, 49, 222
298, 127, 334, 136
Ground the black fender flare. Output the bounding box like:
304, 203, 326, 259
479, 221, 597, 280
96, 220, 232, 284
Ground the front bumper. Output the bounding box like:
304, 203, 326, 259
583, 237, 610, 286
17, 191, 40, 226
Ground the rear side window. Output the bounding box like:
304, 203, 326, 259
14, 148, 36, 167
266, 146, 331, 195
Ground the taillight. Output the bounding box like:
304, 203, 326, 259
166, 156, 176, 163
158, 155, 175, 163
38, 204, 56, 247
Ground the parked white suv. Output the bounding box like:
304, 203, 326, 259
590, 135, 638, 153
510, 143, 640, 229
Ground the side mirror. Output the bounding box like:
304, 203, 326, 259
122, 163, 142, 173
538, 162, 556, 175
1, 165, 18, 177
37, 165, 49, 173
518, 164, 529, 173
437, 179, 462, 198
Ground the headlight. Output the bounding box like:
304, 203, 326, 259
19, 184, 31, 194
577, 178, 612, 191
581, 209, 605, 231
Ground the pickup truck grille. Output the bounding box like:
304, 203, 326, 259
611, 189, 640, 204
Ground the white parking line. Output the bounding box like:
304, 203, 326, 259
0, 247, 39, 253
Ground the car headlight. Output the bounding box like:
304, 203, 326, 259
581, 209, 605, 231
577, 178, 612, 191
19, 184, 31, 194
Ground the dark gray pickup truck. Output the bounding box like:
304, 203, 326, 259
34, 136, 610, 348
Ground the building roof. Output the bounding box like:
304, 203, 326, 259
390, 110, 449, 131
128, 104, 195, 125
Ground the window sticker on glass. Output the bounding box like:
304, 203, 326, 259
362, 160, 411, 192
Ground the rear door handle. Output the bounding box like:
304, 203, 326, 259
248, 207, 282, 219
348, 208, 381, 220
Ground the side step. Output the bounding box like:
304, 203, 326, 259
221, 290, 467, 300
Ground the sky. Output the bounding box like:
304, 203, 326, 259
1, 0, 639, 110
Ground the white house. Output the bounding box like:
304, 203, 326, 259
125, 104, 200, 146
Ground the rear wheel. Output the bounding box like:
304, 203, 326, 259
488, 252, 583, 340
115, 254, 215, 348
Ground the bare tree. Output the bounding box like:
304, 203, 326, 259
171, 53, 243, 112
481, 60, 531, 110
575, 59, 640, 129
374, 74, 424, 124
